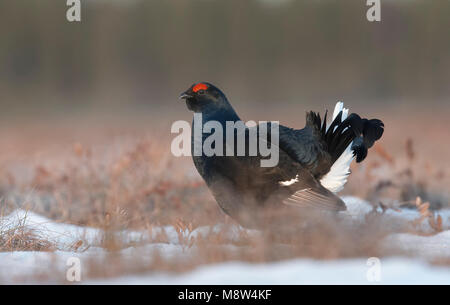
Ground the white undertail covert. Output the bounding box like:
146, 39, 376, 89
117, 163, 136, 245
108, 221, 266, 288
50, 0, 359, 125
320, 102, 355, 193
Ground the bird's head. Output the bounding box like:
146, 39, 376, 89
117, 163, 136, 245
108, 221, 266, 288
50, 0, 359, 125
179, 82, 231, 114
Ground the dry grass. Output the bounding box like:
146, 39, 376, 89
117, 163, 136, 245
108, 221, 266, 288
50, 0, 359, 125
0, 211, 55, 252
0, 109, 449, 281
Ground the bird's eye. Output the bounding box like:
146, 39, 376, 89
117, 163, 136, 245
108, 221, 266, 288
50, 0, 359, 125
197, 89, 205, 94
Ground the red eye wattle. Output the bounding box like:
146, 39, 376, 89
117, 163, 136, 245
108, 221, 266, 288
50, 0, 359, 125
193, 83, 208, 93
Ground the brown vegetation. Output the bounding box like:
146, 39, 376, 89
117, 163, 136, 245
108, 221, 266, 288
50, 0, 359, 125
0, 110, 448, 282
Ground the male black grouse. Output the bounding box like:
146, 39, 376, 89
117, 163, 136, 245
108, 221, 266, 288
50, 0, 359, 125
180, 82, 384, 228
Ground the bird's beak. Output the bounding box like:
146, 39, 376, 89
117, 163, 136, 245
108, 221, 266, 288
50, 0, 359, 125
179, 91, 192, 100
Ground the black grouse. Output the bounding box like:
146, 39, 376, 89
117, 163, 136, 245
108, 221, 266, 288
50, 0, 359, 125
180, 82, 384, 228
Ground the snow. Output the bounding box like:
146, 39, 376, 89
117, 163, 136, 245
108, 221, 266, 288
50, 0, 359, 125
90, 258, 450, 285
342, 195, 450, 230
383, 231, 450, 258
1, 196, 450, 284
0, 209, 189, 248
341, 196, 374, 216
1, 209, 101, 248
1, 251, 449, 284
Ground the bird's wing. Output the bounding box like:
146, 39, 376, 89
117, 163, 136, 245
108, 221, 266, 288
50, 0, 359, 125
279, 170, 347, 211
230, 123, 346, 211
277, 124, 330, 173
250, 122, 324, 167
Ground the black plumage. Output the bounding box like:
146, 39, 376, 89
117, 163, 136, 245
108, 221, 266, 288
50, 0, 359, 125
180, 82, 384, 228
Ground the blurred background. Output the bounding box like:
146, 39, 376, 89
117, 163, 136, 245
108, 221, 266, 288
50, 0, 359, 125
0, 0, 449, 120
0, 1, 450, 281
0, 0, 449, 220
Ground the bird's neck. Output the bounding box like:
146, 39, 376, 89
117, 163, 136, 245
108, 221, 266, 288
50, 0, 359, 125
199, 105, 241, 126
190, 106, 241, 157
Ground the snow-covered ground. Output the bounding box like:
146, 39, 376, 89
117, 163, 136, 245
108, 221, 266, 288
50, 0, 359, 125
1, 196, 449, 284
91, 258, 450, 285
